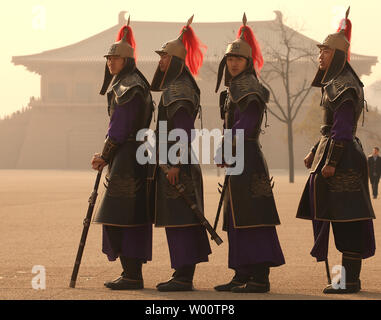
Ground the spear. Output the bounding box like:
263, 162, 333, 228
69, 169, 103, 288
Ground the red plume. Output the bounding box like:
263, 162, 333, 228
116, 25, 137, 61
336, 18, 352, 61
180, 26, 206, 76
237, 25, 264, 74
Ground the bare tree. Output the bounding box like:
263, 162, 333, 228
260, 11, 317, 183
294, 92, 322, 146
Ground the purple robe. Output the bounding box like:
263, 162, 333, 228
232, 101, 260, 138
107, 95, 141, 144
227, 101, 285, 271
102, 95, 152, 262
164, 108, 212, 269
309, 101, 376, 261
103, 225, 152, 262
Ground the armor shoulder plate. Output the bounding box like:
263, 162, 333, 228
229, 73, 269, 112
235, 94, 265, 113
112, 72, 149, 106
323, 68, 362, 111
166, 100, 195, 120
162, 73, 200, 109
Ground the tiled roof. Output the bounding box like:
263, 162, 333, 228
12, 12, 377, 66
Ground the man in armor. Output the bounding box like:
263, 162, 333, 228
148, 15, 212, 292
91, 17, 154, 290
213, 14, 285, 293
296, 8, 376, 294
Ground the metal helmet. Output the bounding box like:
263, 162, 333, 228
151, 15, 205, 91
104, 15, 135, 59
216, 13, 264, 92
317, 30, 350, 55
154, 15, 194, 61
312, 7, 352, 86
225, 13, 252, 59
100, 15, 137, 95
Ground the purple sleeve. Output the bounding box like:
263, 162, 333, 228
172, 107, 194, 142
107, 95, 142, 144
232, 100, 261, 138
331, 100, 355, 141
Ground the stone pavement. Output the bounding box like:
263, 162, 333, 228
0, 170, 380, 300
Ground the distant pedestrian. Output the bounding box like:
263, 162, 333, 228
368, 147, 381, 199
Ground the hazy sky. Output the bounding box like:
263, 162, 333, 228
1, 0, 380, 118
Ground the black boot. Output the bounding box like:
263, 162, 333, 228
232, 264, 270, 293
106, 256, 144, 290
157, 265, 195, 292
104, 271, 126, 288
323, 252, 362, 294
214, 270, 250, 292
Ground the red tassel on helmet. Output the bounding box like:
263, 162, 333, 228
180, 25, 206, 76
336, 7, 352, 61
116, 25, 137, 60
237, 25, 264, 74
336, 19, 351, 61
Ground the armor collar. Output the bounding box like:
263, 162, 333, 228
161, 71, 200, 108
228, 70, 269, 104
110, 67, 150, 99
321, 63, 363, 102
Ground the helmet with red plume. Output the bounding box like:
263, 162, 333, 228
100, 15, 137, 95
228, 13, 263, 73
336, 8, 352, 61
216, 13, 264, 92
312, 7, 353, 86
317, 7, 351, 59
151, 15, 205, 91
104, 15, 136, 60
154, 15, 206, 76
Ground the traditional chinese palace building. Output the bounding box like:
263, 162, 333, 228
2, 11, 377, 169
